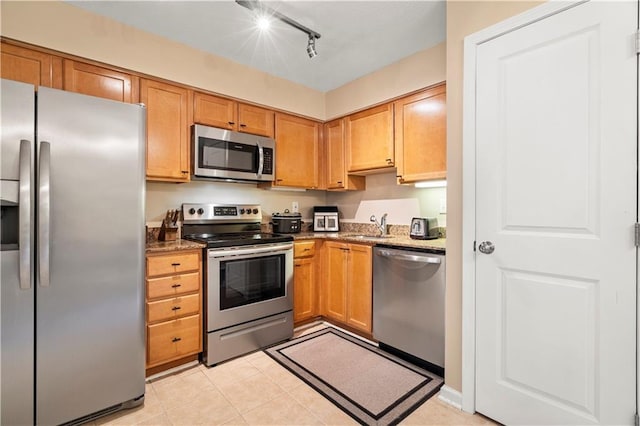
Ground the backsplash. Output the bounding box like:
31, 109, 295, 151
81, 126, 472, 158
146, 221, 446, 243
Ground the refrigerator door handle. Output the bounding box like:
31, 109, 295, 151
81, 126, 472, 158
38, 141, 51, 287
19, 139, 32, 289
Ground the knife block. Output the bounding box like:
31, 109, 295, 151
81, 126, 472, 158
158, 220, 178, 242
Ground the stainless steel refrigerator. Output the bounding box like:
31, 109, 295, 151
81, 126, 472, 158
0, 79, 146, 425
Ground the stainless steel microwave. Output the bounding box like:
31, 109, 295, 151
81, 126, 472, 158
192, 124, 275, 182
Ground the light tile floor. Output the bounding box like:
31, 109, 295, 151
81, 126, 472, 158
89, 325, 496, 426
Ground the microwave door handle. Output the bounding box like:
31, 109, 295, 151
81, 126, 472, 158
257, 142, 264, 178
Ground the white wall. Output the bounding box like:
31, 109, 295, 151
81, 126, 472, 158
146, 181, 327, 225
326, 172, 446, 227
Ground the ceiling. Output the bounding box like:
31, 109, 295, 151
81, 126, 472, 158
66, 0, 446, 92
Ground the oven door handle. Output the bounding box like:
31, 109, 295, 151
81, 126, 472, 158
208, 243, 293, 259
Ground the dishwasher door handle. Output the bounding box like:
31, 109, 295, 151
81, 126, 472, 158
376, 249, 441, 264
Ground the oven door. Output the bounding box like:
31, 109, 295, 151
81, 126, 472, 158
207, 243, 293, 331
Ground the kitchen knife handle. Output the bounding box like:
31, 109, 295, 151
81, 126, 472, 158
38, 141, 51, 287
18, 140, 33, 290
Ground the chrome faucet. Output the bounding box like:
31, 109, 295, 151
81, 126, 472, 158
370, 213, 388, 236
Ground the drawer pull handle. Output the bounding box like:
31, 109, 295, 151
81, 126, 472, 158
303, 248, 311, 251
172, 337, 182, 343
171, 262, 180, 266
172, 306, 181, 311
171, 284, 182, 288
240, 123, 247, 127
228, 121, 235, 125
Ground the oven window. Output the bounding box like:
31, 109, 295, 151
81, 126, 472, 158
199, 137, 257, 173
219, 254, 285, 310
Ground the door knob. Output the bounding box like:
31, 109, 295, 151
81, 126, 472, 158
478, 241, 495, 254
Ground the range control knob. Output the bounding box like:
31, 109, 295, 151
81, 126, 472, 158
197, 208, 204, 215
188, 208, 196, 215
252, 208, 259, 214
240, 209, 246, 214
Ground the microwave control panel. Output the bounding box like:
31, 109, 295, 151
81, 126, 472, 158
262, 148, 273, 174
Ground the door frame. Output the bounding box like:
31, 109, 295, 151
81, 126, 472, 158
460, 0, 639, 415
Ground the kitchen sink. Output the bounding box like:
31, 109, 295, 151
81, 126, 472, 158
345, 234, 394, 239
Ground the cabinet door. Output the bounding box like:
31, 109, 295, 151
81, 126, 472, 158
1, 42, 62, 89
238, 103, 275, 138
323, 241, 348, 322
141, 79, 191, 182
325, 119, 365, 191
346, 244, 372, 333
293, 257, 316, 323
395, 84, 447, 183
193, 92, 236, 130
274, 113, 320, 188
63, 60, 138, 103
346, 103, 394, 173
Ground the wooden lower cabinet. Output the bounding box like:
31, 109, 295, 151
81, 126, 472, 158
293, 240, 318, 324
146, 249, 202, 371
322, 241, 372, 333
147, 314, 201, 366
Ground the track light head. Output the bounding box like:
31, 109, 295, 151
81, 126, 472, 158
307, 35, 318, 58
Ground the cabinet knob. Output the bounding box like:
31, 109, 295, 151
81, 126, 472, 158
386, 158, 393, 165
172, 337, 182, 343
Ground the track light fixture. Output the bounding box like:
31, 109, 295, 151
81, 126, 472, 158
236, 0, 321, 58
306, 35, 317, 58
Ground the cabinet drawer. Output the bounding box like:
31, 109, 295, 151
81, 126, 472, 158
147, 314, 201, 366
147, 293, 200, 323
147, 252, 200, 276
147, 272, 200, 299
294, 241, 316, 258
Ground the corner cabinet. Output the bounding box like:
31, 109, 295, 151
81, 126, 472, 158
324, 119, 365, 191
394, 83, 447, 183
145, 249, 202, 372
323, 241, 372, 334
293, 240, 319, 324
193, 92, 274, 138
141, 79, 192, 182
345, 103, 394, 174
273, 113, 321, 189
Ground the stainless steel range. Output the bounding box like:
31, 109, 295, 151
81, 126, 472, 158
182, 203, 294, 366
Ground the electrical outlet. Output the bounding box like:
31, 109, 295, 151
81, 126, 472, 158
292, 201, 299, 213
439, 198, 447, 214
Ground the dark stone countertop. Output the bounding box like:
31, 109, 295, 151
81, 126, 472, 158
146, 239, 206, 254
292, 232, 446, 253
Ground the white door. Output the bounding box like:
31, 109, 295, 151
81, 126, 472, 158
474, 1, 637, 425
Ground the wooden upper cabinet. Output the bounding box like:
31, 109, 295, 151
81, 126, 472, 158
345, 103, 394, 173
141, 79, 191, 182
324, 118, 365, 191
0, 42, 62, 89
273, 113, 320, 189
63, 60, 138, 103
193, 92, 274, 138
193, 92, 236, 129
394, 83, 447, 183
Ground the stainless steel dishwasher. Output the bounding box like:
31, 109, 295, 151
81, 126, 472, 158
373, 246, 445, 376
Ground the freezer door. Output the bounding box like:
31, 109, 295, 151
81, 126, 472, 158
35, 87, 146, 425
0, 79, 35, 426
